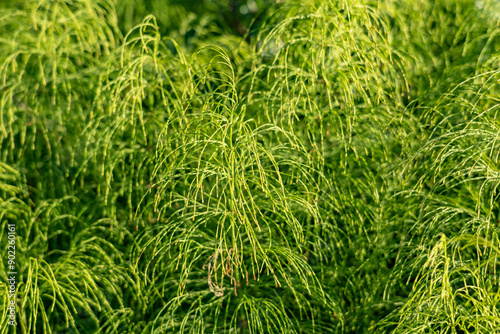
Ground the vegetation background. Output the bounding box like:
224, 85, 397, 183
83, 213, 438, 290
0, 0, 499, 333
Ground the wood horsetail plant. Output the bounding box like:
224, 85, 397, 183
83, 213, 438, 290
0, 0, 499, 333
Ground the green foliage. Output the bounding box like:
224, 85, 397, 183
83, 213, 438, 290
1, 0, 499, 333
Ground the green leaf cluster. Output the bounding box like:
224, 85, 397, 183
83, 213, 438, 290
1, 0, 499, 333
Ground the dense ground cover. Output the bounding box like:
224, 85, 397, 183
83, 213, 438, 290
0, 0, 499, 332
